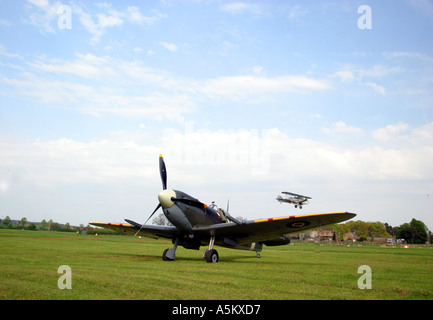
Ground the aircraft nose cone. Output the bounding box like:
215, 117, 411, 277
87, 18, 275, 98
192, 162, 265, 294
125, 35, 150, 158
158, 189, 176, 208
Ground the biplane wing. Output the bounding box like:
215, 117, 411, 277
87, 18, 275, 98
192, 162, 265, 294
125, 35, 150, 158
281, 191, 312, 199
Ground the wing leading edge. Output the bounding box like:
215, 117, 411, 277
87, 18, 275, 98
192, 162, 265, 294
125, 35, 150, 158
192, 212, 356, 245
90, 222, 178, 239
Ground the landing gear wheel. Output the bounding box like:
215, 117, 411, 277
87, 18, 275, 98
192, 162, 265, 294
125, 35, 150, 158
204, 249, 219, 263
162, 249, 174, 261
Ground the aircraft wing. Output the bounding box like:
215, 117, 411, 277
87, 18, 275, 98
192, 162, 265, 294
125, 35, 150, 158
276, 198, 295, 203
91, 212, 355, 247
192, 212, 356, 245
281, 191, 311, 199
90, 222, 178, 239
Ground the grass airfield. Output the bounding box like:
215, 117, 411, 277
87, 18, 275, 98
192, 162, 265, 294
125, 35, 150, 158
1, 229, 432, 300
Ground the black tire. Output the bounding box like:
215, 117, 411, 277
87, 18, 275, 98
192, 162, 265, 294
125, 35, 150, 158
162, 248, 174, 261
204, 249, 219, 263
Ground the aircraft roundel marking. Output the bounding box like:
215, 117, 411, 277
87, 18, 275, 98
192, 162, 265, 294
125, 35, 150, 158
287, 221, 310, 228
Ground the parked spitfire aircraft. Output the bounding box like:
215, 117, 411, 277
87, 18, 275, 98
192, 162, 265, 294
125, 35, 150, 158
276, 191, 312, 209
91, 155, 355, 263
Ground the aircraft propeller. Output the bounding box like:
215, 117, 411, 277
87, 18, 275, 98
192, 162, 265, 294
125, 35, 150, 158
133, 155, 167, 235
134, 154, 207, 236
159, 154, 167, 190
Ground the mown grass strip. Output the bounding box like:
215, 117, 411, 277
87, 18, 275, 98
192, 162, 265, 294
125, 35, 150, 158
1, 229, 432, 300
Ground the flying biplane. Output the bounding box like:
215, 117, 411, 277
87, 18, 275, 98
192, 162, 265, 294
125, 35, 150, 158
91, 155, 355, 263
276, 191, 311, 209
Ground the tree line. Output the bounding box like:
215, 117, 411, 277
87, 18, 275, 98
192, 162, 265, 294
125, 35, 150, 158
0, 216, 85, 233
323, 218, 432, 244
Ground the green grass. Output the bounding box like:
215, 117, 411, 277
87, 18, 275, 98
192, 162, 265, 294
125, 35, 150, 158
1, 229, 432, 300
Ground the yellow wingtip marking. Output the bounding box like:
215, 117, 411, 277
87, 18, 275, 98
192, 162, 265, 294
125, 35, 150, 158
254, 212, 348, 223
90, 222, 132, 227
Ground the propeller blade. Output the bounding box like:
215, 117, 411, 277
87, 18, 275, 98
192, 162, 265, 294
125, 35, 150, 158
171, 197, 207, 209
134, 203, 162, 236
145, 203, 162, 225
159, 154, 167, 190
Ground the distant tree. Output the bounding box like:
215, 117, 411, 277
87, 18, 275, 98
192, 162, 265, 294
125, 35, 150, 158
2, 216, 12, 228
50, 222, 61, 231
152, 213, 172, 226
40, 219, 49, 230
397, 219, 428, 244
27, 223, 37, 231
20, 217, 27, 228
369, 222, 391, 238
384, 222, 394, 237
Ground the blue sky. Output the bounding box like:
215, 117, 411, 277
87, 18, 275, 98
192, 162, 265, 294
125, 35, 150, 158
1, 0, 432, 231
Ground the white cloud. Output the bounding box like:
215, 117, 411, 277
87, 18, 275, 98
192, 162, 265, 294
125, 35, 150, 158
125, 7, 167, 25
200, 75, 332, 99
25, 0, 64, 34
384, 51, 433, 62
268, 125, 433, 182
372, 122, 410, 142
221, 2, 263, 15
252, 66, 263, 75
0, 180, 9, 194
406, 0, 433, 19
331, 64, 402, 95
287, 5, 309, 21
72, 4, 122, 42
331, 70, 355, 82
160, 41, 179, 52
332, 65, 401, 82
411, 121, 433, 144
0, 137, 159, 187
322, 121, 364, 135
26, 0, 50, 7
0, 45, 22, 59
3, 53, 334, 121
3, 54, 196, 122
82, 94, 195, 122
3, 123, 426, 188
366, 82, 386, 95
25, 1, 166, 41
358, 65, 401, 78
